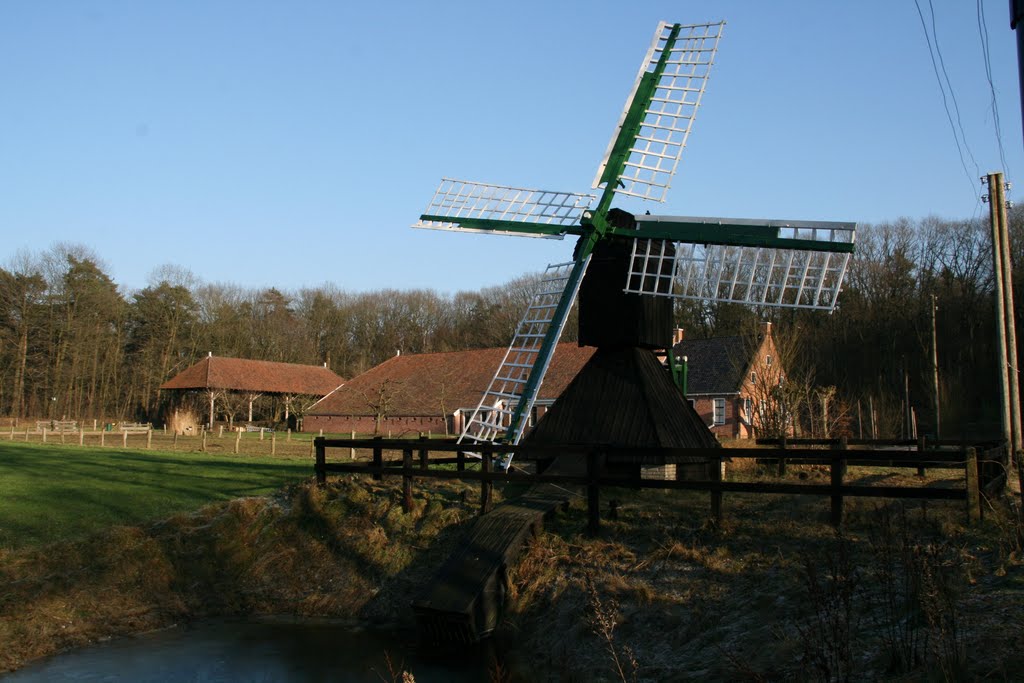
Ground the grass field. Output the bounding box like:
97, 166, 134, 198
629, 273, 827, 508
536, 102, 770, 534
0, 442, 315, 550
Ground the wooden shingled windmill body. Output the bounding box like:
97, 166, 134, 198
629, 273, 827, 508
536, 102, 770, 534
415, 21, 856, 468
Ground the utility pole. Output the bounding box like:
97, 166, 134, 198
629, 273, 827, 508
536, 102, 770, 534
997, 186, 1022, 455
931, 294, 941, 439
985, 173, 1015, 453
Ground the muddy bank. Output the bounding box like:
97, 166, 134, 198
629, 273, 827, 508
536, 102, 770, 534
0, 478, 479, 673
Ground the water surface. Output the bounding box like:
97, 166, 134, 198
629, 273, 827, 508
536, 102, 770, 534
3, 619, 490, 682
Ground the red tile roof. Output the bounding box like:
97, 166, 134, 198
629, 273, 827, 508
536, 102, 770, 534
308, 343, 596, 417
159, 356, 345, 396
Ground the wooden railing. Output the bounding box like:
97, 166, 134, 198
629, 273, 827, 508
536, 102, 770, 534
314, 436, 997, 533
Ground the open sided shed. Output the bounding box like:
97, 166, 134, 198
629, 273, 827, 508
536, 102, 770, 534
160, 354, 345, 429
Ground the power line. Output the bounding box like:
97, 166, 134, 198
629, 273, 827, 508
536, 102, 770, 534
928, 0, 980, 178
913, 0, 981, 196
977, 0, 1011, 177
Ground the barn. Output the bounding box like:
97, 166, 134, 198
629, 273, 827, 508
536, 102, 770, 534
303, 344, 595, 436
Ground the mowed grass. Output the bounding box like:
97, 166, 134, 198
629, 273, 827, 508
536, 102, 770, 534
0, 441, 314, 550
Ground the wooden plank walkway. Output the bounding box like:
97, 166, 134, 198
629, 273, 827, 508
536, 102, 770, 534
412, 461, 580, 647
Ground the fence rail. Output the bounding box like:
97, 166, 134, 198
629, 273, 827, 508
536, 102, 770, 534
314, 437, 1003, 532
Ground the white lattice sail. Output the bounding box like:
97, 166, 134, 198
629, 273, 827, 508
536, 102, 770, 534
626, 223, 855, 311
414, 178, 595, 237
593, 21, 725, 203
459, 258, 591, 465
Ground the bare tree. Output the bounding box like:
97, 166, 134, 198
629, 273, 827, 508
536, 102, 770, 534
361, 378, 402, 435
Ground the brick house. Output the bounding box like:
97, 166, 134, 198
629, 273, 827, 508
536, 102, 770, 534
673, 322, 782, 440
303, 343, 596, 436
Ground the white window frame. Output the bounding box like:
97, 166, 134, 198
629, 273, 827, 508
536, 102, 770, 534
713, 398, 726, 425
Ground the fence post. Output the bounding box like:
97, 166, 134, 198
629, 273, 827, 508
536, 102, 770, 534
778, 435, 787, 476
457, 449, 465, 472
218, 425, 224, 438
60, 429, 65, 445
315, 437, 326, 487
122, 430, 127, 448
234, 430, 241, 454
710, 449, 723, 526
271, 432, 276, 456
917, 435, 926, 477
42, 427, 47, 444
286, 428, 291, 442
147, 428, 152, 450
372, 437, 383, 481
831, 437, 847, 528
100, 430, 104, 447
201, 429, 207, 453
587, 449, 601, 536
480, 451, 493, 515
173, 432, 178, 449
403, 448, 414, 513
349, 430, 355, 459
965, 447, 981, 524
418, 435, 429, 470
79, 429, 84, 446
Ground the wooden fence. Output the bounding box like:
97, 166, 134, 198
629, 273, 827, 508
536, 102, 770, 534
314, 437, 1002, 533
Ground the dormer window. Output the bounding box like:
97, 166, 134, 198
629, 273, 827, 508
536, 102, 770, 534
766, 355, 773, 367
750, 371, 757, 384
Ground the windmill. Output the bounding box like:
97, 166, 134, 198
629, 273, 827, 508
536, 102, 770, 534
414, 21, 855, 468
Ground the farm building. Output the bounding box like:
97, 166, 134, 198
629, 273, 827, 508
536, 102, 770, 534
303, 344, 596, 436
674, 322, 782, 439
159, 354, 345, 432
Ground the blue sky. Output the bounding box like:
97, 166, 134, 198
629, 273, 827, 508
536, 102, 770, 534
2, 1, 1022, 295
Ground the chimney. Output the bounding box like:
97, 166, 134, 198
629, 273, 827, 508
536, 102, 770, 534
761, 321, 772, 339
672, 328, 685, 345
208, 351, 213, 357
396, 349, 401, 357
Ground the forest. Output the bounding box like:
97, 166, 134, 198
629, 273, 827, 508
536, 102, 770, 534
1, 207, 1021, 439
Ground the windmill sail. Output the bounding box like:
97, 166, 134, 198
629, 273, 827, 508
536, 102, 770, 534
458, 257, 591, 463
593, 21, 725, 203
624, 217, 856, 310
414, 178, 594, 238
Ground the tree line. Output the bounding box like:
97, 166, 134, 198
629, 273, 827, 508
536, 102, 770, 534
1, 207, 1020, 438
0, 247, 559, 423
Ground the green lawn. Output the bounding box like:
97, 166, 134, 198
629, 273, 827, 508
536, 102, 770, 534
0, 442, 314, 550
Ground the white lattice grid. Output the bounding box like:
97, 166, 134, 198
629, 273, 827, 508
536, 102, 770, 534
413, 178, 595, 236
593, 21, 724, 202
626, 239, 852, 311
459, 260, 583, 451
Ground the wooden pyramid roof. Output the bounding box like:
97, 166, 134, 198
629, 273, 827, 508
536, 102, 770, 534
159, 356, 345, 396
525, 347, 718, 455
